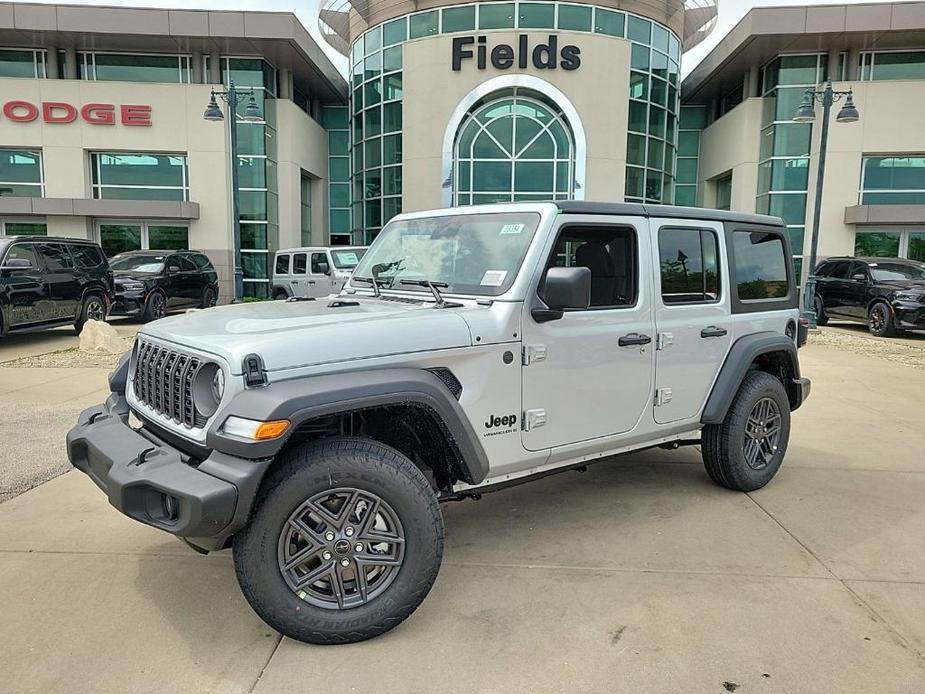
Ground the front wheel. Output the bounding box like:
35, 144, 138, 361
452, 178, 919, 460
701, 371, 791, 492
74, 294, 106, 335
141, 292, 167, 323
233, 437, 444, 644
868, 302, 896, 338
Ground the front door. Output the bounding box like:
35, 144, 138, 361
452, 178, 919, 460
651, 221, 732, 424
521, 216, 655, 452
1, 242, 47, 326
309, 252, 333, 297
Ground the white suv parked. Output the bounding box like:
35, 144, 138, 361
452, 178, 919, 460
68, 202, 810, 646
271, 246, 367, 299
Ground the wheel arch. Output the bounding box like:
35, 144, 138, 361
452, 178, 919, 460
702, 332, 802, 424
206, 368, 489, 488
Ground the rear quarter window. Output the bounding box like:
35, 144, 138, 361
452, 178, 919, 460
71, 244, 106, 269
190, 253, 214, 271
732, 230, 789, 300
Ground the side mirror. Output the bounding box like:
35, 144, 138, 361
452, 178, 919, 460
533, 266, 591, 323
0, 258, 33, 271
851, 273, 867, 281
167, 264, 181, 274
317, 262, 330, 275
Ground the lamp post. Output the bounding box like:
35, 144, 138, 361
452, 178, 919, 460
792, 80, 860, 328
203, 82, 263, 302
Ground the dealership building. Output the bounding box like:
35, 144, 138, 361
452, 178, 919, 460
1, 1, 924, 299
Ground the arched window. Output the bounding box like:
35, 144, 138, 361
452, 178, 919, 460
453, 89, 575, 205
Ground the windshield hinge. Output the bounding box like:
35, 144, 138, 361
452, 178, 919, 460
522, 344, 547, 365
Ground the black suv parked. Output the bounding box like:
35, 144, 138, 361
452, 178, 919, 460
109, 250, 219, 322
0, 236, 113, 336
814, 256, 925, 337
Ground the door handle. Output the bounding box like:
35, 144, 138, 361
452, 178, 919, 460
618, 333, 652, 347
701, 326, 728, 338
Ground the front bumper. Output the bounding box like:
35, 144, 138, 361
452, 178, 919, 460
109, 291, 146, 316
893, 303, 925, 330
66, 393, 270, 551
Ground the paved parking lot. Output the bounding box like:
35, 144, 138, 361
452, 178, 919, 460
1, 331, 924, 693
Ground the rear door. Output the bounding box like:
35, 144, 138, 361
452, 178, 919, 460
651, 221, 731, 424
309, 251, 332, 297
37, 242, 81, 320
273, 253, 291, 296
843, 260, 872, 319
521, 215, 655, 451
291, 252, 313, 297
821, 261, 852, 317
1, 242, 47, 326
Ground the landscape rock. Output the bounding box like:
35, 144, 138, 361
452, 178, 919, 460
78, 320, 125, 354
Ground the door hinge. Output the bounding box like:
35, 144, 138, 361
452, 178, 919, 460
654, 388, 673, 406
522, 344, 547, 366
522, 409, 547, 430
656, 332, 674, 351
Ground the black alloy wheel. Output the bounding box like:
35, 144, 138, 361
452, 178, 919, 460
85, 296, 106, 323
144, 293, 167, 322
202, 287, 218, 309
278, 488, 405, 610
868, 303, 896, 338
743, 397, 783, 471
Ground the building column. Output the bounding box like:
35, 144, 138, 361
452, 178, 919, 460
209, 51, 221, 84
846, 47, 861, 81
45, 46, 59, 78
64, 47, 77, 79
749, 65, 760, 96
191, 52, 203, 83
279, 68, 293, 100
827, 49, 840, 82
742, 70, 750, 102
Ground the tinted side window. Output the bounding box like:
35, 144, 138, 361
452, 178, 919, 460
732, 231, 789, 300
177, 256, 197, 272
293, 253, 307, 274
190, 253, 214, 271
829, 261, 850, 279
71, 244, 106, 269
849, 261, 869, 280
38, 243, 76, 272
814, 261, 833, 277
659, 228, 720, 304
275, 254, 290, 275
310, 252, 327, 273
547, 225, 638, 308
4, 243, 39, 268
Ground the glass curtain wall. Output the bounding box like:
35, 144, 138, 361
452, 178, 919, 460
349, 2, 681, 241
300, 176, 312, 246
322, 106, 354, 245
860, 51, 925, 81
78, 52, 192, 83
222, 57, 279, 299
91, 153, 188, 200
0, 49, 46, 78
860, 156, 925, 205
675, 105, 707, 206
758, 54, 826, 284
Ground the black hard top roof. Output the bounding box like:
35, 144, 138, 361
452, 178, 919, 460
554, 201, 784, 227
0, 236, 98, 244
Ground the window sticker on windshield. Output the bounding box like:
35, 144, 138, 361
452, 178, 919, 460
481, 270, 507, 287
499, 223, 525, 235
338, 252, 359, 264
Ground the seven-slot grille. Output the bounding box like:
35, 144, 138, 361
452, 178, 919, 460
132, 340, 208, 428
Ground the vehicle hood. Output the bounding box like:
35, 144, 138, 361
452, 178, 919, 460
139, 298, 474, 374
884, 279, 925, 292
113, 271, 156, 283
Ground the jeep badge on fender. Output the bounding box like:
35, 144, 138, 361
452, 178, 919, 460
67, 201, 810, 646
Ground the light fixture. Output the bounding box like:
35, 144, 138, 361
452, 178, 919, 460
836, 91, 860, 123
203, 93, 224, 121
792, 91, 816, 122
242, 94, 263, 122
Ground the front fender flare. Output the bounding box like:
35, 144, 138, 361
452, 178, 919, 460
207, 368, 490, 485
701, 332, 800, 425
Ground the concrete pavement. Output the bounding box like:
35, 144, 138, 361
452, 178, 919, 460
1, 343, 924, 692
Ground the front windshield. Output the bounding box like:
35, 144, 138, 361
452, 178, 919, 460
110, 255, 166, 274
351, 212, 541, 297
869, 262, 925, 281
330, 248, 366, 269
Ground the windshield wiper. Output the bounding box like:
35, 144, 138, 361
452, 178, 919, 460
400, 279, 454, 307
351, 276, 382, 297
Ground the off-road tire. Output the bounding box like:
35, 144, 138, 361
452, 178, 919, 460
201, 286, 217, 309
141, 291, 167, 323
233, 437, 444, 645
813, 295, 828, 326
701, 371, 791, 492
868, 302, 896, 338
273, 288, 288, 300
74, 293, 106, 335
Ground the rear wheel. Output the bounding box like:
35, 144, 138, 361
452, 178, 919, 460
141, 292, 167, 323
273, 288, 288, 300
201, 286, 217, 309
74, 293, 106, 335
813, 295, 828, 326
702, 371, 791, 492
233, 437, 444, 644
868, 302, 896, 338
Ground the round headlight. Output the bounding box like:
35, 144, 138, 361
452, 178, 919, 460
192, 363, 224, 419
212, 368, 225, 403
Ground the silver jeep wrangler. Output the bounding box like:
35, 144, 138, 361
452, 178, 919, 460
67, 202, 810, 644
